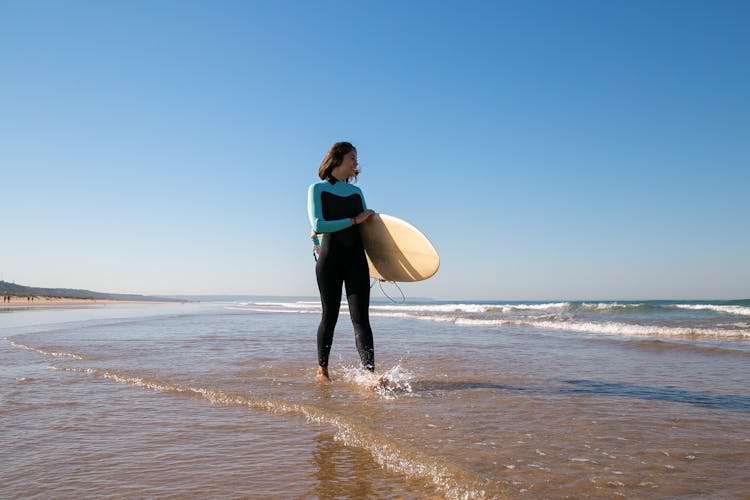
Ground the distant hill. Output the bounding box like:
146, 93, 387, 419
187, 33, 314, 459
0, 281, 178, 302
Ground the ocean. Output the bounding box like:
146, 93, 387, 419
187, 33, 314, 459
2, 297, 749, 498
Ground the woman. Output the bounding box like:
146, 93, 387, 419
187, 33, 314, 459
308, 142, 376, 382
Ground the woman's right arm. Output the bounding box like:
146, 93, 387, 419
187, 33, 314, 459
308, 184, 355, 233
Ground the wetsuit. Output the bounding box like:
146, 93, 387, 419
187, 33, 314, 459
307, 178, 374, 371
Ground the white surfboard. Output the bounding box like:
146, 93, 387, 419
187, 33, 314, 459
360, 214, 439, 282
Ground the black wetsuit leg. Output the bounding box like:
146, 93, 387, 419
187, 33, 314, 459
345, 249, 375, 371
315, 252, 343, 369
315, 233, 375, 371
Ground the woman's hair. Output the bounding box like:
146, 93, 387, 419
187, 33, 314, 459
318, 141, 357, 181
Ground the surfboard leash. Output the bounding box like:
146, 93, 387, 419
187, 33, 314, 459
371, 279, 406, 304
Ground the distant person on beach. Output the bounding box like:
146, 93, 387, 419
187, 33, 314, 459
308, 142, 378, 383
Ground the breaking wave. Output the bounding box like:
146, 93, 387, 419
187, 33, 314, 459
670, 304, 750, 316
453, 318, 750, 339
226, 301, 750, 340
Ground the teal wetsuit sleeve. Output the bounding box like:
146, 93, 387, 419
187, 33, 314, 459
308, 183, 354, 234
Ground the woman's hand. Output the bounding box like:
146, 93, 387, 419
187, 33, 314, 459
354, 210, 375, 225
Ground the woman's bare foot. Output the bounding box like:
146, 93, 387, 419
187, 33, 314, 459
316, 366, 331, 383
369, 372, 387, 389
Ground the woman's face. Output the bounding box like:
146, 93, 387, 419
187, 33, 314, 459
332, 149, 358, 180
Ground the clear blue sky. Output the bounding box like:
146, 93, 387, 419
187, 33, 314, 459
2, 0, 748, 300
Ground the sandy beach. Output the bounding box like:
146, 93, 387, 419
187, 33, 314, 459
0, 296, 168, 309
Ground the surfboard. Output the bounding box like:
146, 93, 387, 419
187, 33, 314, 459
360, 213, 439, 282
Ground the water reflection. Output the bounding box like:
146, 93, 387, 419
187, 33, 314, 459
310, 432, 380, 498
411, 379, 750, 411
563, 379, 750, 411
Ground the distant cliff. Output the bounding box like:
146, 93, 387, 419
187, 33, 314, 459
0, 281, 178, 302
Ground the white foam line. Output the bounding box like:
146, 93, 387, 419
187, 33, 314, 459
580, 303, 646, 310
454, 318, 750, 339
226, 304, 323, 314
371, 303, 571, 313
370, 312, 458, 323
672, 304, 750, 316
4, 337, 84, 360
232, 302, 574, 315
50, 365, 492, 499
246, 302, 321, 309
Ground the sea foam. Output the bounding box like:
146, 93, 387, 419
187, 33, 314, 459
671, 304, 750, 316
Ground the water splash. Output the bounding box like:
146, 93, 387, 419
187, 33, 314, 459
339, 363, 414, 398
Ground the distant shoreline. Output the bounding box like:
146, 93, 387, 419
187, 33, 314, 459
0, 280, 180, 304
0, 295, 176, 310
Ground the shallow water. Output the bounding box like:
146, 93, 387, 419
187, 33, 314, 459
2, 299, 750, 497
